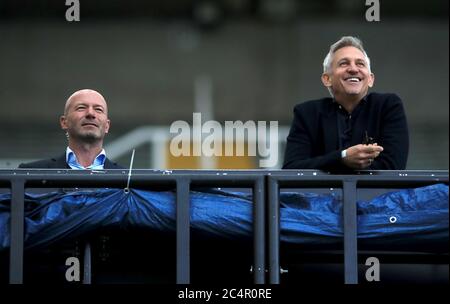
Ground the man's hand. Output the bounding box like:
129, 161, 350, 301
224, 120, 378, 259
341, 144, 383, 169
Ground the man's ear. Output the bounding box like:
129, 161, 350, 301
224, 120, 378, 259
368, 73, 375, 88
321, 73, 332, 88
60, 115, 67, 131
105, 119, 110, 134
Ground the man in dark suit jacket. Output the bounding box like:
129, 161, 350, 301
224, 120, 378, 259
18, 153, 121, 169
283, 36, 409, 172
16, 89, 122, 283
19, 89, 122, 169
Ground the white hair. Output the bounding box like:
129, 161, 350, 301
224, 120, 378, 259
322, 36, 371, 74
322, 36, 371, 96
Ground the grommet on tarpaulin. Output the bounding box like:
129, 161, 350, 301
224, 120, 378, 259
389, 216, 397, 223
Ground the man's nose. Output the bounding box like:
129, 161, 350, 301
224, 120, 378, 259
85, 107, 96, 118
347, 62, 359, 73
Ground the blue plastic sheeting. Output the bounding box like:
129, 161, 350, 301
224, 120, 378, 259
0, 184, 448, 251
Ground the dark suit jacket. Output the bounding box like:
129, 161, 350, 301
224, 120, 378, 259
283, 92, 409, 172
18, 153, 123, 169
17, 152, 123, 277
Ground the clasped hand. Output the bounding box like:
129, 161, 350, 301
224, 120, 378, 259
342, 144, 384, 169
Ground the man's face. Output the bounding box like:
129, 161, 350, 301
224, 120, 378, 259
60, 90, 110, 143
322, 46, 374, 102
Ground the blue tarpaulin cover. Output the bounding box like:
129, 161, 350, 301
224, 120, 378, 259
0, 184, 448, 251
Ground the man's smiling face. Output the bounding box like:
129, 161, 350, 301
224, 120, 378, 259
60, 90, 110, 143
322, 46, 374, 103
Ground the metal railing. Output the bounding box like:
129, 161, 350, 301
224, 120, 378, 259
0, 169, 448, 284
267, 170, 448, 284
0, 169, 266, 284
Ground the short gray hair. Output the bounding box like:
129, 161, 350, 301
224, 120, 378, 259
322, 36, 371, 73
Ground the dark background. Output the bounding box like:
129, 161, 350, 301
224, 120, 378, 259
0, 0, 448, 169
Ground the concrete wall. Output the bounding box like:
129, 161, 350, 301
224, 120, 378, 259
0, 18, 448, 169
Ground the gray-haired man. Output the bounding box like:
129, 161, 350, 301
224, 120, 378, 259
283, 36, 409, 171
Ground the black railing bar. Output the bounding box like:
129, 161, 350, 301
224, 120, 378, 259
267, 176, 280, 284
10, 179, 25, 284
276, 181, 344, 188
83, 242, 92, 284
277, 169, 449, 176
273, 180, 447, 189
270, 175, 448, 182
356, 179, 448, 186
342, 180, 358, 284
253, 176, 265, 284
0, 178, 263, 190
26, 178, 259, 188
1, 170, 447, 185
12, 175, 265, 181
3, 169, 448, 180
5, 169, 273, 176
268, 177, 447, 188
176, 178, 190, 284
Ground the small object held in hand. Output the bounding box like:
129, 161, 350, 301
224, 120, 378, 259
363, 131, 375, 145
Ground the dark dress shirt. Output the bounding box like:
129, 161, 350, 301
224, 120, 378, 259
283, 92, 409, 172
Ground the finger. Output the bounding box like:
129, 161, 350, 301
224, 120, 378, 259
366, 145, 383, 153
360, 152, 378, 159
356, 154, 370, 161
369, 151, 380, 158
373, 144, 384, 151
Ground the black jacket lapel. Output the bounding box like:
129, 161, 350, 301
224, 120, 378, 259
104, 158, 122, 169
53, 153, 70, 168
321, 103, 339, 153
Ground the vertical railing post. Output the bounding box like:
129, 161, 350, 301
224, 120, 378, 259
83, 242, 92, 284
253, 176, 265, 284
267, 176, 280, 284
10, 178, 25, 284
343, 179, 358, 284
176, 178, 190, 284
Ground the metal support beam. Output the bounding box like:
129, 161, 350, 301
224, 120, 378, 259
83, 242, 92, 284
267, 176, 280, 284
343, 180, 358, 284
253, 177, 265, 284
176, 178, 190, 284
10, 179, 24, 284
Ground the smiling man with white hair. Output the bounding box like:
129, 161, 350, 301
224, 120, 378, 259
283, 36, 409, 171
19, 89, 122, 169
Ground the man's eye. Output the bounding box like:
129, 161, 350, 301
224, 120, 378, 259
95, 108, 104, 113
